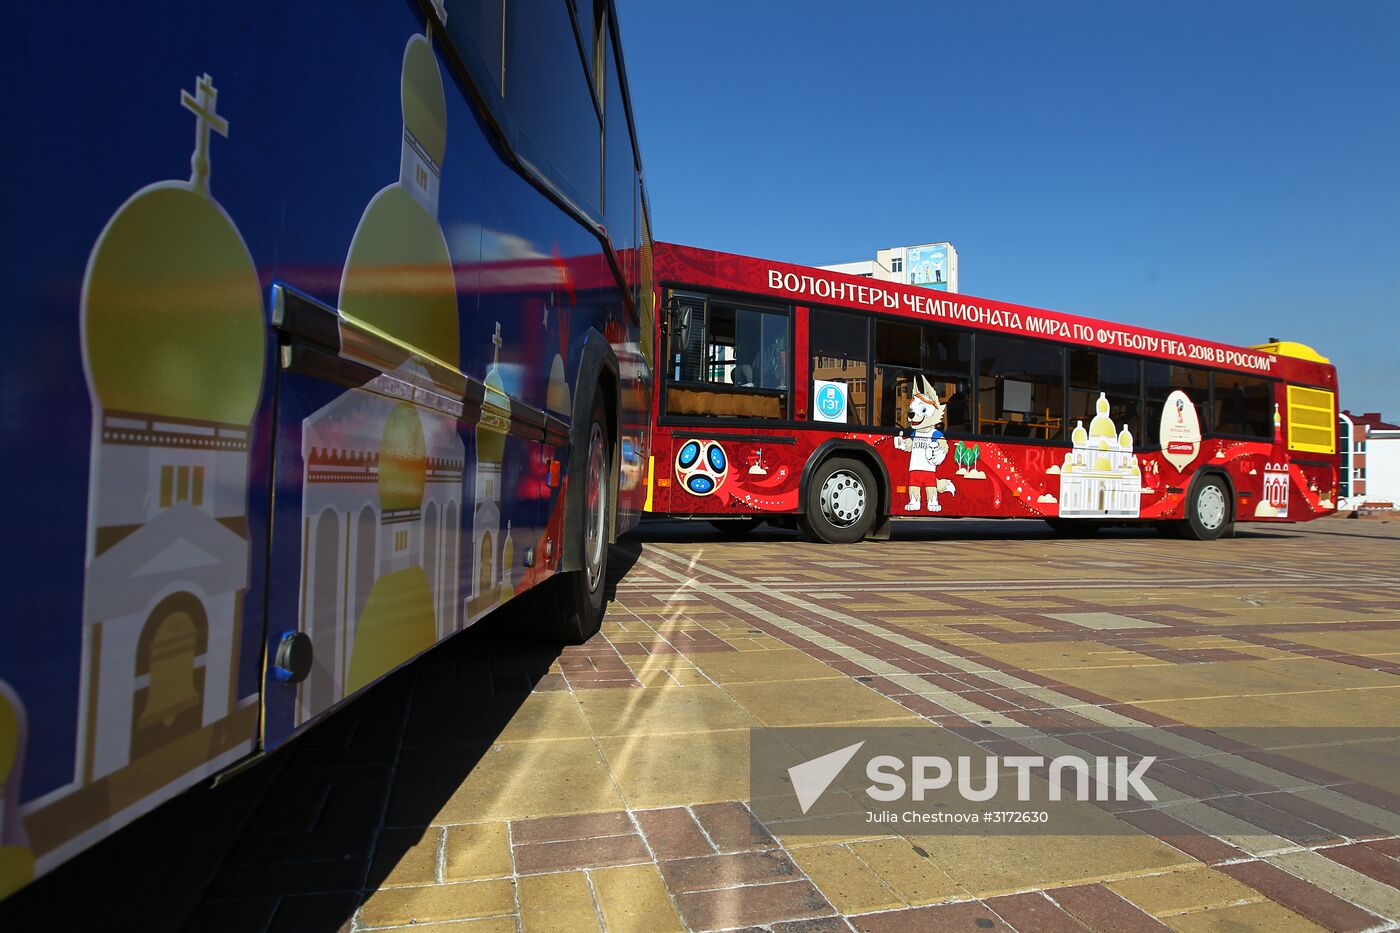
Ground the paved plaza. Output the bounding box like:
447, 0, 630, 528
5, 516, 1400, 931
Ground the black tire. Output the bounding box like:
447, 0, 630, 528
710, 517, 763, 534
799, 457, 878, 544
1181, 474, 1233, 541
1044, 518, 1101, 536
525, 394, 611, 642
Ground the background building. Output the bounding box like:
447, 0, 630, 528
820, 242, 959, 292
1339, 410, 1399, 507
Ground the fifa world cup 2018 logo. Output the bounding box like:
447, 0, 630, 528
1176, 397, 1185, 424
676, 439, 729, 497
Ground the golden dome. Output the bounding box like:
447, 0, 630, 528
83, 185, 264, 424
345, 566, 435, 693
1071, 420, 1088, 445
1118, 425, 1133, 447
1088, 392, 1117, 438
378, 403, 427, 510
340, 186, 459, 367
402, 35, 446, 167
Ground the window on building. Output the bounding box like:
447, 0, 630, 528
1213, 372, 1274, 438
665, 295, 789, 419
891, 257, 903, 274
977, 335, 1065, 439
1068, 350, 1141, 437
1144, 362, 1210, 446
810, 309, 870, 424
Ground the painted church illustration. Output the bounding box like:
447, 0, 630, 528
1057, 392, 1143, 518
33, 71, 269, 879
294, 20, 469, 725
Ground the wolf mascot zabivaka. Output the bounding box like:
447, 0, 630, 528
893, 376, 957, 512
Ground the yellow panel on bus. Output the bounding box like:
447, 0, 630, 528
1287, 385, 1336, 454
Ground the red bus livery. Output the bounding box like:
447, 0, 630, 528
645, 243, 1338, 543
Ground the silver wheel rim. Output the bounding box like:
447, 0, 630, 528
1197, 484, 1226, 531
820, 470, 866, 528
585, 423, 607, 592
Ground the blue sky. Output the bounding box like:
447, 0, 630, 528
619, 0, 1399, 416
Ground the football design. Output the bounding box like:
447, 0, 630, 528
675, 438, 729, 497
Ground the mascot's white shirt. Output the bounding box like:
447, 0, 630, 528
907, 428, 946, 472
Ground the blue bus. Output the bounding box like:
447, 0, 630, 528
0, 0, 653, 898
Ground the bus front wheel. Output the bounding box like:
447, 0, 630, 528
800, 457, 877, 544
1178, 475, 1233, 541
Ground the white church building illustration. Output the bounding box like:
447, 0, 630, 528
295, 18, 468, 725
1057, 392, 1143, 518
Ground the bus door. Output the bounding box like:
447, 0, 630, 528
260, 285, 478, 749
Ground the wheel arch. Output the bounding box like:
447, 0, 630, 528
1185, 465, 1238, 525
798, 439, 891, 523
561, 328, 621, 573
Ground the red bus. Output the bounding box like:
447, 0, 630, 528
643, 242, 1338, 543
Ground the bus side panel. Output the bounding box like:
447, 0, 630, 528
260, 1, 626, 743
657, 426, 1338, 526
1, 1, 283, 892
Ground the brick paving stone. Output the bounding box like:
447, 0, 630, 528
674, 878, 835, 931
984, 891, 1090, 932
510, 809, 636, 844
660, 849, 803, 893
266, 891, 359, 933
1217, 861, 1383, 932
1316, 840, 1400, 885
1047, 884, 1171, 932
770, 920, 857, 933
357, 879, 516, 929
691, 801, 779, 853
513, 832, 651, 874
850, 900, 1013, 932
518, 871, 601, 933
442, 823, 512, 882
590, 863, 686, 933
634, 807, 717, 859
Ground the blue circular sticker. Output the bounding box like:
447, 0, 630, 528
817, 384, 845, 419
677, 440, 700, 468
707, 444, 727, 472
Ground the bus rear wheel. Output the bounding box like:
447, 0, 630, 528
800, 457, 877, 544
1178, 475, 1233, 541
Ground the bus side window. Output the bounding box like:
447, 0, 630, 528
810, 309, 870, 424
1069, 350, 1141, 435
1213, 371, 1273, 438
977, 335, 1064, 440
664, 296, 790, 420
1144, 362, 1210, 445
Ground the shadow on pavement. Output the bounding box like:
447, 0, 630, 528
626, 515, 1299, 544
0, 544, 644, 932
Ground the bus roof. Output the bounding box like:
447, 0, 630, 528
653, 241, 1336, 389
